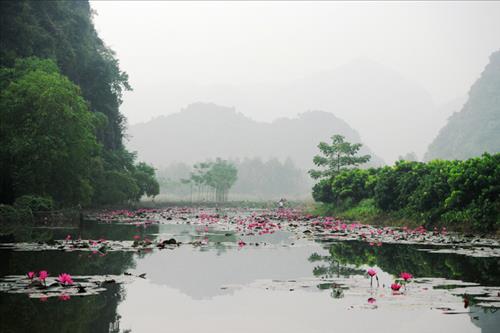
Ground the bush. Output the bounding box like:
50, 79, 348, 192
0, 204, 33, 228
311, 153, 500, 231
14, 195, 54, 212
312, 178, 334, 203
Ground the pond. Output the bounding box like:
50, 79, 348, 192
0, 208, 499, 333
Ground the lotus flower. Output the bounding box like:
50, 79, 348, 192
367, 268, 379, 287
238, 240, 246, 248
391, 283, 402, 291
368, 297, 376, 304
400, 272, 413, 281
57, 273, 74, 286
133, 235, 141, 240
38, 270, 48, 283
59, 293, 71, 301
27, 271, 36, 280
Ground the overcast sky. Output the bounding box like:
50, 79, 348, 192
89, 1, 499, 163
91, 1, 500, 122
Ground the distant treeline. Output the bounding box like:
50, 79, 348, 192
313, 154, 500, 231
157, 157, 311, 201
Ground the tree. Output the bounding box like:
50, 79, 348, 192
0, 58, 99, 206
309, 135, 371, 180
133, 162, 160, 200
0, 0, 131, 149
205, 158, 238, 202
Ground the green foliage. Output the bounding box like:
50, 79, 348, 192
0, 58, 99, 206
158, 158, 309, 200
91, 148, 159, 205
92, 170, 140, 205
179, 158, 238, 202
312, 179, 335, 203
309, 134, 371, 180
313, 154, 500, 231
340, 199, 381, 221
205, 158, 238, 202
0, 1, 159, 209
133, 162, 160, 199
331, 169, 377, 205
0, 0, 131, 149
0, 204, 33, 227
14, 195, 54, 212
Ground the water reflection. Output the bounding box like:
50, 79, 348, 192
0, 285, 123, 333
315, 240, 500, 286
0, 217, 499, 332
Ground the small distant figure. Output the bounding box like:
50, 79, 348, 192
277, 198, 286, 210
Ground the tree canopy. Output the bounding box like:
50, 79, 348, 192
0, 2, 159, 207
309, 135, 371, 180
0, 58, 99, 205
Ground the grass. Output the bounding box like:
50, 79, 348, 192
307, 199, 427, 229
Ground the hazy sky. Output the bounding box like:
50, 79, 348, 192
90, 1, 499, 162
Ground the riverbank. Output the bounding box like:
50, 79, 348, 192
307, 199, 500, 237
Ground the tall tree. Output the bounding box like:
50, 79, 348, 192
309, 135, 371, 180
206, 158, 238, 202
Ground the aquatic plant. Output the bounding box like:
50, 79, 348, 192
57, 273, 74, 286
400, 272, 413, 282
367, 268, 379, 287
391, 283, 402, 291
38, 271, 48, 285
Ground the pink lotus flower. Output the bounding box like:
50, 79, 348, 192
65, 234, 71, 241
391, 283, 402, 291
59, 293, 71, 301
27, 271, 36, 280
238, 240, 246, 248
400, 272, 413, 281
57, 273, 74, 285
367, 268, 379, 287
38, 270, 48, 283
133, 235, 141, 240
368, 297, 376, 304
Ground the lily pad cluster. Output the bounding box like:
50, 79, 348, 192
0, 273, 138, 300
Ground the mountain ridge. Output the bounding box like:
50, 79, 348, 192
127, 102, 384, 169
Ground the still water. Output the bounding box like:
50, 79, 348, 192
0, 208, 499, 333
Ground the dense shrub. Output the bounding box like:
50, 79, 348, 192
13, 195, 54, 212
312, 153, 500, 231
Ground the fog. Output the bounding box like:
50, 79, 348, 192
91, 1, 500, 163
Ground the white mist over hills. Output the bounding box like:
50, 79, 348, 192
127, 59, 464, 164
127, 102, 383, 170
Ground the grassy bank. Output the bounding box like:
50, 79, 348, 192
307, 199, 499, 236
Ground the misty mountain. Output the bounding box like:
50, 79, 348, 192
128, 59, 445, 163
127, 102, 383, 169
424, 50, 500, 161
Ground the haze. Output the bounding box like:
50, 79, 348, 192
90, 1, 500, 163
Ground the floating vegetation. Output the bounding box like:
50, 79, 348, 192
0, 273, 139, 300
